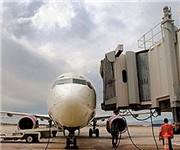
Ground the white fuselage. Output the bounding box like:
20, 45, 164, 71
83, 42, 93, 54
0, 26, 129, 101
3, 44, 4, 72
47, 73, 96, 129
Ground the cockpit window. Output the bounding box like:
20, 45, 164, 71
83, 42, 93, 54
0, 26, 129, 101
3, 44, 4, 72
51, 79, 71, 89
56, 79, 71, 85
51, 78, 87, 89
87, 81, 93, 89
73, 79, 86, 85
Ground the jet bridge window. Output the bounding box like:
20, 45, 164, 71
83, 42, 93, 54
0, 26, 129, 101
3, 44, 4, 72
73, 79, 87, 85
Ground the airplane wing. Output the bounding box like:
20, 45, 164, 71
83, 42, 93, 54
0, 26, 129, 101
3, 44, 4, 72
92, 115, 111, 122
0, 111, 51, 121
92, 111, 152, 122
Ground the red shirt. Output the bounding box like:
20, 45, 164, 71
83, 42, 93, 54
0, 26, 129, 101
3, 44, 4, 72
160, 123, 174, 138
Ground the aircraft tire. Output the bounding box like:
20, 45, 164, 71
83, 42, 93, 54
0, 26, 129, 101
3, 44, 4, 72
52, 131, 57, 137
66, 138, 70, 148
74, 138, 77, 147
89, 128, 93, 137
95, 128, 99, 137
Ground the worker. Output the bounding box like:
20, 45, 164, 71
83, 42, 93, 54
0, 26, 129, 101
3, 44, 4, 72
159, 118, 174, 150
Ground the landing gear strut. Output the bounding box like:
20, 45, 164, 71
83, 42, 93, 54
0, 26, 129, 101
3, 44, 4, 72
65, 129, 78, 149
89, 120, 99, 137
66, 136, 78, 149
112, 133, 119, 148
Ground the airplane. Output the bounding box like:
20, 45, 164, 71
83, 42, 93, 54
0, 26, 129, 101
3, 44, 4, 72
1, 72, 147, 148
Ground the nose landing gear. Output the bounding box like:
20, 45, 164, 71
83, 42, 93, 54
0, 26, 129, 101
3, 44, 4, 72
65, 128, 78, 149
66, 136, 78, 149
89, 120, 99, 137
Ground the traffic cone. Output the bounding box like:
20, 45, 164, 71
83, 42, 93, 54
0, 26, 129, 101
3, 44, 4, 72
163, 132, 169, 150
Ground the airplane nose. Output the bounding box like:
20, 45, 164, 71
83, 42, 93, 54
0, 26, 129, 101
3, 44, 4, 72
53, 85, 72, 98
47, 74, 96, 129
56, 93, 89, 127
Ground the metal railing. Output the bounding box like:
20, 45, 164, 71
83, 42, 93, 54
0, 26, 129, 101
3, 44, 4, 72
138, 22, 164, 50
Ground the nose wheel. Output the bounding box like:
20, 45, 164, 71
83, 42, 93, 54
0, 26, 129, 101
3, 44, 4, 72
65, 136, 78, 149
65, 128, 78, 149
89, 120, 99, 137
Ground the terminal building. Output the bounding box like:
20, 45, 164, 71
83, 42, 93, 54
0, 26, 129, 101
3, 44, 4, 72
100, 6, 180, 133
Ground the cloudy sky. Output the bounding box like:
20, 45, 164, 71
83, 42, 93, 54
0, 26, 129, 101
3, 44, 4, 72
1, 1, 180, 116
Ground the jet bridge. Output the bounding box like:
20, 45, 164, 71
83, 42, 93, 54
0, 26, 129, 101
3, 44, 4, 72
100, 6, 180, 133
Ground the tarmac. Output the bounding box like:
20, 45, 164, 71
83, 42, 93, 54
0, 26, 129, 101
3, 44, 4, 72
0, 125, 180, 150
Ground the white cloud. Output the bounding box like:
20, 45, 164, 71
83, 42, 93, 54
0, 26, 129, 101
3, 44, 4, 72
83, 2, 145, 51
65, 51, 91, 72
84, 2, 144, 29
3, 29, 57, 63
37, 43, 57, 61
31, 1, 76, 31
2, 30, 32, 52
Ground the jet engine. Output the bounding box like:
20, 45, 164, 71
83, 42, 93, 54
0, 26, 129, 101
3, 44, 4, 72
106, 116, 127, 147
18, 116, 39, 130
106, 116, 127, 135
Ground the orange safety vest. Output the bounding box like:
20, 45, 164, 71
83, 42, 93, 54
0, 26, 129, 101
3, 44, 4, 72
160, 124, 174, 139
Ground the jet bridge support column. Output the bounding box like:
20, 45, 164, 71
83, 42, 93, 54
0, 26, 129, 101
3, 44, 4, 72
162, 6, 180, 133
